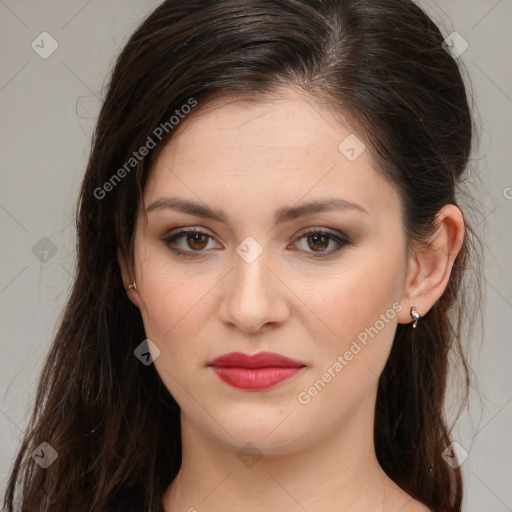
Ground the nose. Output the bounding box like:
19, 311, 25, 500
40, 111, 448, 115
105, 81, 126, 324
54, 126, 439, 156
218, 247, 289, 334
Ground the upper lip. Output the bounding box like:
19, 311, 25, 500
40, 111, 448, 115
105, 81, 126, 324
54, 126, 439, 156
207, 351, 306, 368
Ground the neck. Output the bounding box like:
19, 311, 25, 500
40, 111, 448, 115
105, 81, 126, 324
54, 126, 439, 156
162, 388, 416, 512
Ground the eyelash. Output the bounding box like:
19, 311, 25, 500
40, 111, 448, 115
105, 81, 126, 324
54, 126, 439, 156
161, 227, 351, 259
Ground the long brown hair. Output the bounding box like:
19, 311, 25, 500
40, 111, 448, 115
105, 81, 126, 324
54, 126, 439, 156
3, 1, 481, 511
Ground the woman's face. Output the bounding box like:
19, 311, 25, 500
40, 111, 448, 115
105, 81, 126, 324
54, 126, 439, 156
130, 88, 410, 454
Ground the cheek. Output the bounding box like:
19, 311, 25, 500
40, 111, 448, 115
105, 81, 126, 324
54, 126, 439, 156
134, 248, 200, 351
134, 243, 221, 370
302, 243, 406, 367
293, 257, 404, 418
136, 272, 213, 400
139, 275, 209, 347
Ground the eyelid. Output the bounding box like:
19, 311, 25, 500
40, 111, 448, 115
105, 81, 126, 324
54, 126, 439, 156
164, 226, 215, 237
292, 226, 348, 240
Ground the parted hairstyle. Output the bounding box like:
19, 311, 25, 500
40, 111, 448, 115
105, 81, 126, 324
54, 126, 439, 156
3, 1, 481, 511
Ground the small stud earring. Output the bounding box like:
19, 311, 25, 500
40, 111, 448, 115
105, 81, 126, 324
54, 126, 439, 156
410, 306, 420, 328
127, 283, 137, 291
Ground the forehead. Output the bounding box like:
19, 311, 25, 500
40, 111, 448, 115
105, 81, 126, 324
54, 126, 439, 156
142, 89, 401, 223
163, 90, 348, 164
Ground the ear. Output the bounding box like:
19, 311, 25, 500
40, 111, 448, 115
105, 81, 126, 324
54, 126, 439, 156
397, 204, 465, 326
118, 247, 141, 309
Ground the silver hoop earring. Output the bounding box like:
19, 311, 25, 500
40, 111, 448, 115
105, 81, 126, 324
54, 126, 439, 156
127, 283, 137, 291
410, 306, 420, 328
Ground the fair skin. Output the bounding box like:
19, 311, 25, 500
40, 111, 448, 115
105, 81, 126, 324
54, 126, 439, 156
119, 87, 464, 512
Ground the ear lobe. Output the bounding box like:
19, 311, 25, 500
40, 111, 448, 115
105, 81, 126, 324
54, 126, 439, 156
118, 247, 141, 309
397, 204, 465, 325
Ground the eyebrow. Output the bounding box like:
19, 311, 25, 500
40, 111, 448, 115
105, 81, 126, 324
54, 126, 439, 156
145, 196, 369, 224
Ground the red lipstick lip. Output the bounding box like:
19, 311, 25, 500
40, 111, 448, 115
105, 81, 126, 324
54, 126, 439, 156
207, 351, 306, 369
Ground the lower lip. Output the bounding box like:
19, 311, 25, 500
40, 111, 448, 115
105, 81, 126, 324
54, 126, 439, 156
211, 367, 304, 390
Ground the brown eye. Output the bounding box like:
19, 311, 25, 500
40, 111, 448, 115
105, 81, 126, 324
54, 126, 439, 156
163, 227, 350, 259
291, 229, 351, 257
162, 229, 221, 257
186, 232, 209, 250
306, 233, 330, 252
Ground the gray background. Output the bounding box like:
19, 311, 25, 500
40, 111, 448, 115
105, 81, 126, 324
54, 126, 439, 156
0, 0, 510, 510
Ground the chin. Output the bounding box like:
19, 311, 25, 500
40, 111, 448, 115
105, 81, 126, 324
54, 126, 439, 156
198, 407, 317, 454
